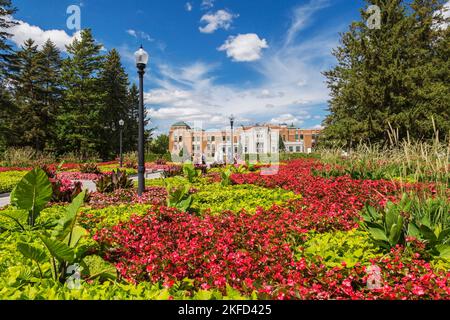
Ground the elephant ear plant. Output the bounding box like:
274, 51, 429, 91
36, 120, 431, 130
1, 168, 109, 284
16, 190, 103, 284
5, 168, 53, 228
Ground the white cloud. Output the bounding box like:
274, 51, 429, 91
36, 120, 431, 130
218, 33, 269, 62
270, 114, 304, 125
185, 2, 193, 12
126, 29, 154, 42
199, 10, 238, 34
201, 0, 215, 10
285, 0, 330, 46
126, 29, 137, 37
8, 17, 81, 51
145, 1, 335, 131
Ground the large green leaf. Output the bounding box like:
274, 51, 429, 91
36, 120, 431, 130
17, 242, 47, 264
436, 245, 450, 260
368, 227, 389, 242
53, 191, 86, 241
385, 205, 398, 232
10, 169, 52, 223
39, 234, 75, 263
65, 225, 87, 248
419, 225, 437, 243
407, 222, 421, 238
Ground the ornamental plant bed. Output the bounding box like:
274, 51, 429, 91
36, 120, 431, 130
95, 207, 450, 300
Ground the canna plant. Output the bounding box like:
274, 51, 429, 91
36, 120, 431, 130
183, 163, 201, 183
362, 194, 410, 249
363, 193, 450, 259
95, 169, 133, 194
165, 178, 193, 212
221, 168, 232, 187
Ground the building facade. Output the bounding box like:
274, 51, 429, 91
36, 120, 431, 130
169, 122, 321, 163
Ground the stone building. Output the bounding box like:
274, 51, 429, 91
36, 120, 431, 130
168, 121, 321, 163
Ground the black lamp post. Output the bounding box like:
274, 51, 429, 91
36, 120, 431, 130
229, 114, 235, 164
134, 45, 149, 196
119, 119, 124, 168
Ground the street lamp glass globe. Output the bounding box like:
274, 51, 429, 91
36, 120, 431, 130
134, 46, 149, 66
119, 119, 125, 126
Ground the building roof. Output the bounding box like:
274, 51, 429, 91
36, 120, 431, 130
171, 121, 191, 129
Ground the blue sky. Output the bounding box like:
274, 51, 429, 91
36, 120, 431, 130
10, 0, 367, 134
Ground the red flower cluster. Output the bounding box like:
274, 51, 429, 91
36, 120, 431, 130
57, 171, 103, 181
95, 207, 449, 299
231, 159, 422, 232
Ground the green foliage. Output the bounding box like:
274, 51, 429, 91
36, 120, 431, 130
183, 163, 201, 183
149, 134, 169, 155
0, 279, 251, 300
19, 191, 91, 283
165, 178, 193, 212
362, 193, 450, 256
95, 169, 133, 194
10, 168, 53, 227
79, 163, 101, 174
0, 171, 27, 193
301, 230, 381, 268
191, 183, 301, 215
221, 168, 232, 186
79, 204, 152, 232
322, 0, 450, 146
362, 195, 410, 249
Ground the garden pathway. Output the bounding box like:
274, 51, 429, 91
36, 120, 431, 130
0, 172, 163, 209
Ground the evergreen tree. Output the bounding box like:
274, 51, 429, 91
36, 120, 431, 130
8, 39, 49, 150
40, 39, 62, 151
322, 0, 450, 147
58, 29, 105, 158
125, 83, 140, 152
0, 0, 17, 151
98, 49, 129, 158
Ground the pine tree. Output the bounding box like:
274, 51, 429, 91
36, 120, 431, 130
98, 49, 130, 158
125, 83, 140, 152
0, 0, 17, 151
58, 29, 105, 158
8, 39, 49, 150
39, 39, 62, 151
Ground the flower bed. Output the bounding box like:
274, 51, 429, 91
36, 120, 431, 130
95, 206, 450, 299
87, 187, 167, 208
57, 172, 103, 181
0, 171, 28, 193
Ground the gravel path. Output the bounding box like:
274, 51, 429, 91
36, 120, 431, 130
0, 172, 163, 209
